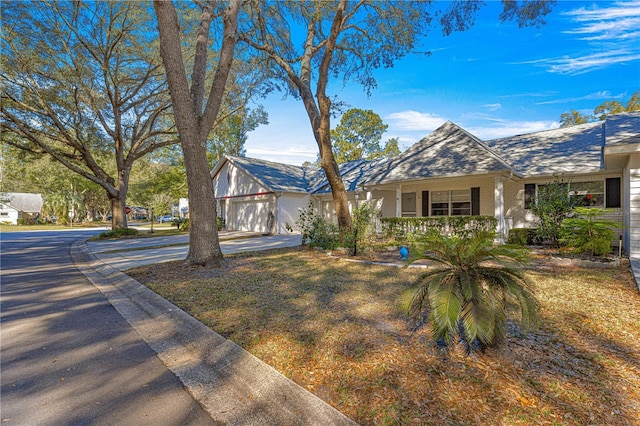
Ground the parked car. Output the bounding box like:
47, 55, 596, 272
157, 215, 175, 223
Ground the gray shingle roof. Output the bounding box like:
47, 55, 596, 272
225, 156, 311, 193
362, 121, 515, 185
604, 111, 640, 146
486, 121, 604, 177
213, 113, 639, 195
0, 192, 44, 213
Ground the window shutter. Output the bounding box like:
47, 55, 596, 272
524, 184, 536, 209
471, 187, 480, 216
421, 191, 429, 217
606, 178, 621, 208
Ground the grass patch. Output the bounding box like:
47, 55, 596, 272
128, 248, 640, 425
0, 222, 105, 232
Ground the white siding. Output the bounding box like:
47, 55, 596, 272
628, 154, 640, 257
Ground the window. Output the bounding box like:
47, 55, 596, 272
431, 191, 449, 216
569, 181, 604, 207
528, 179, 621, 209
451, 189, 471, 215
430, 189, 472, 216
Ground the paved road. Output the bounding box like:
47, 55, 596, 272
0, 230, 215, 425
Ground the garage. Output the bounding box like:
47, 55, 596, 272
233, 200, 270, 232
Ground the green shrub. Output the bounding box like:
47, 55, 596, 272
380, 216, 497, 241
560, 208, 618, 258
97, 227, 139, 239
295, 201, 339, 249
217, 216, 223, 231
507, 228, 538, 245
531, 177, 577, 245
346, 202, 376, 255
179, 218, 189, 231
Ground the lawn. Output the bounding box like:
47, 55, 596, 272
128, 248, 640, 425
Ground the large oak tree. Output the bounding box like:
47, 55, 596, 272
1, 1, 177, 229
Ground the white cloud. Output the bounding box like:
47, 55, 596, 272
536, 1, 640, 74
483, 103, 502, 111
546, 50, 640, 75
385, 111, 447, 132
535, 90, 626, 105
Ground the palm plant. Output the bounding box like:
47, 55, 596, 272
408, 231, 539, 353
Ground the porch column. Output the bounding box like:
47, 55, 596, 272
395, 185, 402, 217
494, 176, 505, 243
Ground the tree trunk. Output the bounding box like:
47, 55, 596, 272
154, 0, 238, 267
110, 191, 127, 229
317, 107, 351, 232
110, 166, 131, 229
183, 132, 222, 266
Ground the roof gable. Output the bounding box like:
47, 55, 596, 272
364, 121, 515, 185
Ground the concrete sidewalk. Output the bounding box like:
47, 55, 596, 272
73, 233, 356, 425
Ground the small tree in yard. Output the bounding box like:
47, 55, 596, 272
531, 178, 577, 246
560, 208, 618, 259
408, 232, 539, 354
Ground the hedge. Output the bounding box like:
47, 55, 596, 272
380, 216, 498, 240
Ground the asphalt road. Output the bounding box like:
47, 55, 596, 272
0, 230, 215, 425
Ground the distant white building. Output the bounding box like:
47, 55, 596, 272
179, 198, 189, 218
0, 192, 44, 225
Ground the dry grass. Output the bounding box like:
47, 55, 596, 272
128, 247, 640, 425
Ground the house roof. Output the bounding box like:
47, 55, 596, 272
221, 155, 311, 193
604, 111, 640, 146
486, 121, 605, 177
0, 192, 44, 213
210, 113, 639, 196
362, 121, 516, 185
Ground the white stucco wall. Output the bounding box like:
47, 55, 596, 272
276, 193, 310, 234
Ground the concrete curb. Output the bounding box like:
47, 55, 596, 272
71, 240, 357, 426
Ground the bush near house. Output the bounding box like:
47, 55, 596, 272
381, 216, 497, 241
507, 228, 539, 246
560, 208, 618, 258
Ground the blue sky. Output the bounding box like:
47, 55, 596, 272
244, 1, 640, 166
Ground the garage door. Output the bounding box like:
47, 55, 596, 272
233, 201, 269, 232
